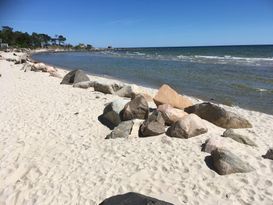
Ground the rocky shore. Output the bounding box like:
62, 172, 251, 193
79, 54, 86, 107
0, 50, 273, 205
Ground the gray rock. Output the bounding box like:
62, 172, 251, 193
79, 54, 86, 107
211, 148, 254, 175
93, 81, 123, 94
115, 84, 152, 100
122, 94, 149, 120
167, 114, 208, 139
105, 121, 134, 139
140, 111, 165, 137
222, 129, 257, 147
99, 192, 174, 205
185, 102, 252, 129
115, 85, 136, 98
263, 148, 273, 160
60, 69, 90, 85
101, 99, 129, 128
73, 81, 94, 89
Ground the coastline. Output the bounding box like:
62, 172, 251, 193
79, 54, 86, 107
29, 48, 273, 115
1, 50, 273, 204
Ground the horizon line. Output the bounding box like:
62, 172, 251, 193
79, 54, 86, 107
113, 43, 273, 49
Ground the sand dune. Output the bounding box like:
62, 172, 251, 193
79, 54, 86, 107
0, 51, 273, 205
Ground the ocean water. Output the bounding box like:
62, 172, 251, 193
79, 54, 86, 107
32, 45, 273, 114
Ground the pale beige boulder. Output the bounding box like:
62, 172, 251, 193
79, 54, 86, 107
167, 114, 208, 139
157, 104, 188, 125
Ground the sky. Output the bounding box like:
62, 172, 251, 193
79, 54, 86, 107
0, 0, 273, 47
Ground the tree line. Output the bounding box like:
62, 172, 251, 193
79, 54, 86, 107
0, 26, 93, 49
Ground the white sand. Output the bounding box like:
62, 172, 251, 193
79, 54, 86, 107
0, 51, 273, 205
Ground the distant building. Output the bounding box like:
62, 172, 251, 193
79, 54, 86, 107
0, 38, 9, 48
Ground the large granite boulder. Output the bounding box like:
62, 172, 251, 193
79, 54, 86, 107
139, 111, 165, 137
99, 192, 174, 205
211, 148, 254, 175
60, 69, 90, 85
222, 129, 257, 147
263, 148, 273, 160
93, 81, 123, 94
100, 99, 129, 128
122, 95, 149, 120
202, 136, 225, 154
185, 102, 252, 129
167, 114, 208, 139
106, 121, 134, 139
157, 104, 188, 125
153, 84, 193, 109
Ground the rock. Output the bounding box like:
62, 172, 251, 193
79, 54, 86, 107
99, 192, 174, 205
32, 63, 47, 72
211, 148, 254, 175
15, 58, 26, 64
115, 84, 153, 101
100, 99, 129, 128
222, 129, 257, 147
263, 148, 273, 160
157, 104, 188, 125
46, 66, 57, 73
49, 71, 63, 79
115, 85, 139, 98
185, 102, 252, 129
73, 81, 94, 89
60, 69, 90, 85
139, 111, 165, 137
93, 81, 123, 94
167, 114, 208, 139
106, 120, 134, 139
15, 55, 27, 64
153, 84, 193, 109
122, 94, 149, 120
202, 136, 225, 154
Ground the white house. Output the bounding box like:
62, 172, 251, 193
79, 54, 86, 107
0, 39, 9, 48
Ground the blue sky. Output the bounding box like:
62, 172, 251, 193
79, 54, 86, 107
1, 0, 273, 47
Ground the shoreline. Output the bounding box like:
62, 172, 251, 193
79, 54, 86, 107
30, 49, 272, 116
1, 50, 273, 204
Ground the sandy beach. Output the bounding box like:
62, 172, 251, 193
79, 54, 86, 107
0, 51, 273, 205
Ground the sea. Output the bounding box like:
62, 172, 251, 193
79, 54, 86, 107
32, 45, 273, 114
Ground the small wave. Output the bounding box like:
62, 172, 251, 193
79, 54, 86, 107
232, 83, 273, 93
133, 52, 146, 56
96, 50, 273, 66
256, 88, 268, 92
175, 54, 273, 66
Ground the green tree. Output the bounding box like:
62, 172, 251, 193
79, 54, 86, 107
58, 35, 66, 45
86, 44, 93, 50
